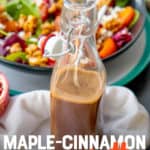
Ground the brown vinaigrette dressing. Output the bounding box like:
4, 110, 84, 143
50, 66, 105, 149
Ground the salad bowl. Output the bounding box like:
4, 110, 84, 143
0, 0, 146, 71
102, 0, 146, 61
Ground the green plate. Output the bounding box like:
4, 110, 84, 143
113, 15, 150, 86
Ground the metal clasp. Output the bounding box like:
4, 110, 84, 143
43, 27, 74, 59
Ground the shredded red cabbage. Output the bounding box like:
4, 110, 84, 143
3, 33, 26, 50
113, 28, 132, 48
0, 33, 26, 56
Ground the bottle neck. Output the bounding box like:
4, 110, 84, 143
61, 0, 97, 38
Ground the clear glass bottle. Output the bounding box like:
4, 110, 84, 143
50, 0, 106, 149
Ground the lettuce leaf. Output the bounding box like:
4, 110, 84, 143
115, 0, 130, 7
0, 0, 7, 5
6, 0, 40, 20
5, 52, 27, 62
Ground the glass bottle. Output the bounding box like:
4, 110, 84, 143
50, 0, 106, 149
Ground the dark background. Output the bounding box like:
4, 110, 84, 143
126, 64, 150, 150
127, 64, 150, 113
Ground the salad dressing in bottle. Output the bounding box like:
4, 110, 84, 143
49, 0, 107, 149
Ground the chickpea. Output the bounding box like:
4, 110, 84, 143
10, 43, 22, 53
97, 0, 112, 9
23, 15, 38, 33
25, 44, 38, 55
48, 3, 57, 14
40, 57, 49, 63
28, 57, 41, 66
41, 22, 56, 35
56, 0, 63, 9
18, 14, 27, 29
32, 50, 42, 57
39, 62, 48, 67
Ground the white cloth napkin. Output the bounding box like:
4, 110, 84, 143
0, 86, 150, 149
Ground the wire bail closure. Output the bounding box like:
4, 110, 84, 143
43, 28, 74, 59
42, 4, 107, 59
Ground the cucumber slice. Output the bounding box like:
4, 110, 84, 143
116, 0, 130, 7
26, 37, 38, 44
129, 9, 140, 29
6, 52, 27, 62
0, 30, 8, 36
